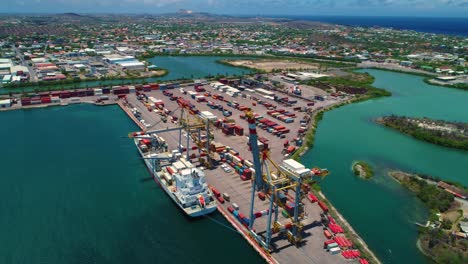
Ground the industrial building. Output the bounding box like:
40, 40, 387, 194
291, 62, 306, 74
103, 54, 146, 71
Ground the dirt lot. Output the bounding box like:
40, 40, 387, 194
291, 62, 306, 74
225, 59, 319, 72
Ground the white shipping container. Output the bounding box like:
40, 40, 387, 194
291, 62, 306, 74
94, 88, 103, 95
329, 247, 341, 255
232, 203, 239, 210
173, 161, 186, 171
51, 96, 60, 103
327, 243, 339, 250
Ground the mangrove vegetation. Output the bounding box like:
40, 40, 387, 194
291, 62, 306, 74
377, 115, 468, 151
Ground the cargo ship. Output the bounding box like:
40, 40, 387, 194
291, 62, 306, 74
134, 134, 217, 217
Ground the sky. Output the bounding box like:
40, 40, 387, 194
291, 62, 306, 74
2, 0, 468, 17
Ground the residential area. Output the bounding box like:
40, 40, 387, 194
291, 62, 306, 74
0, 12, 466, 87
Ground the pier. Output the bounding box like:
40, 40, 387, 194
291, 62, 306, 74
2, 83, 378, 264
119, 83, 371, 264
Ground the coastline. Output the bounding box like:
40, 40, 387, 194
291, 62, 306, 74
375, 116, 468, 151
357, 62, 468, 91
318, 190, 383, 264
1, 69, 169, 91
290, 94, 389, 264
388, 170, 468, 263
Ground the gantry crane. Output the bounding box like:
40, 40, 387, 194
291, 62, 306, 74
244, 110, 320, 252
129, 98, 214, 168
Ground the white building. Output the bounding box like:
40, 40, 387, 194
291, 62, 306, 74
0, 99, 11, 108
10, 65, 29, 76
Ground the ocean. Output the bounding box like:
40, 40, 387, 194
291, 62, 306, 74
0, 104, 263, 264
282, 16, 468, 36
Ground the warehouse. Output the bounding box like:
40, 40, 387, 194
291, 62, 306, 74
10, 65, 29, 77
119, 61, 146, 71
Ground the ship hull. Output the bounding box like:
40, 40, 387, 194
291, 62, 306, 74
136, 141, 217, 217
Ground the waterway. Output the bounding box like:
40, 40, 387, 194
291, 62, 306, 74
301, 69, 468, 264
0, 56, 251, 94
0, 104, 263, 264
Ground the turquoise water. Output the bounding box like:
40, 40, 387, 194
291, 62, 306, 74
301, 69, 468, 264
0, 56, 251, 94
0, 104, 262, 264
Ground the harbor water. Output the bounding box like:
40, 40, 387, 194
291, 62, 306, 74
0, 104, 263, 264
0, 56, 251, 94
301, 69, 468, 264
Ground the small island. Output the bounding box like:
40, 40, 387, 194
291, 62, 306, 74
352, 161, 373, 179
388, 171, 468, 264
376, 115, 468, 151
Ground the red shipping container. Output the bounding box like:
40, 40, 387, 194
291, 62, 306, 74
227, 206, 234, 213
318, 200, 329, 213
216, 196, 225, 204
307, 193, 318, 203
323, 239, 336, 248
210, 187, 221, 197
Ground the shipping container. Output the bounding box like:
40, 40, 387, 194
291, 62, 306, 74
232, 203, 239, 210
327, 242, 339, 250
323, 239, 336, 248
318, 200, 329, 213
324, 230, 332, 239
329, 247, 341, 255
216, 196, 225, 204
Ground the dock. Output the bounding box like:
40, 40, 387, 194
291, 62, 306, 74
120, 83, 365, 264
4, 82, 376, 264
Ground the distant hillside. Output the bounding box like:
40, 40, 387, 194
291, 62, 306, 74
60, 13, 82, 17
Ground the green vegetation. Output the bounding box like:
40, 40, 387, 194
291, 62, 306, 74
291, 81, 391, 161
424, 78, 468, 91
389, 171, 468, 263
1, 69, 169, 94
352, 161, 373, 179
377, 115, 468, 151
419, 228, 468, 264
306, 71, 392, 97
393, 173, 454, 212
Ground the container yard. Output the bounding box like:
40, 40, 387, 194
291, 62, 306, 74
5, 80, 370, 264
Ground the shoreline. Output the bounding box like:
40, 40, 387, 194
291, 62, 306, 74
375, 116, 468, 151
388, 170, 468, 263
318, 191, 383, 264
1, 69, 169, 91
290, 91, 391, 263
357, 62, 468, 91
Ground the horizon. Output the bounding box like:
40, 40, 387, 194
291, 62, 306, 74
0, 12, 467, 19
2, 0, 468, 17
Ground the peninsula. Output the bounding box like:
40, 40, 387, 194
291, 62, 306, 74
388, 171, 468, 264
377, 115, 468, 151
